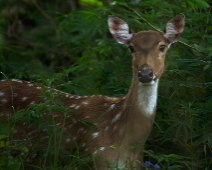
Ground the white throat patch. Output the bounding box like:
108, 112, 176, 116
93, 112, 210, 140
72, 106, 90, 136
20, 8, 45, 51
137, 79, 159, 116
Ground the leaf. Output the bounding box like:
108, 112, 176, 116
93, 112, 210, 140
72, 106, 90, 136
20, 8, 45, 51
109, 145, 117, 149
179, 37, 188, 44
203, 64, 210, 71
78, 120, 96, 130
194, 44, 207, 53
0, 135, 7, 140
80, 0, 103, 6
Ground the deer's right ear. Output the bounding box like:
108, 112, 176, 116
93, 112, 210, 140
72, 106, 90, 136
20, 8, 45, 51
108, 16, 132, 44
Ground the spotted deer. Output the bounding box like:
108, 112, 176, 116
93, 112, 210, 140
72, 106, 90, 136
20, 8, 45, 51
0, 14, 185, 169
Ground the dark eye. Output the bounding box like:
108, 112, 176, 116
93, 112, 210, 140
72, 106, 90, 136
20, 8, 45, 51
128, 46, 134, 53
159, 45, 166, 52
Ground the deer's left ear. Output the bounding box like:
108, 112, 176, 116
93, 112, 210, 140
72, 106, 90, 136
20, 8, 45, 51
108, 16, 133, 44
163, 14, 185, 44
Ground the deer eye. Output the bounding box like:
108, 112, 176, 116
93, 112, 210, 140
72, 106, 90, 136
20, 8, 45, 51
159, 45, 166, 52
128, 46, 134, 53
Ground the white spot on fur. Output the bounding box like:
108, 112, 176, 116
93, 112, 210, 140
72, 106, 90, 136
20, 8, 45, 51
22, 97, 28, 101
30, 101, 35, 104
27, 130, 36, 136
36, 87, 41, 89
75, 106, 80, 109
11, 79, 22, 83
99, 147, 105, 151
109, 104, 115, 110
110, 97, 119, 102
77, 128, 83, 134
1, 99, 7, 104
28, 83, 33, 86
82, 101, 88, 105
111, 112, 121, 123
69, 104, 76, 108
66, 138, 70, 143
0, 92, 4, 96
105, 127, 109, 131
91, 132, 99, 139
43, 136, 49, 139
93, 150, 98, 154
42, 128, 47, 132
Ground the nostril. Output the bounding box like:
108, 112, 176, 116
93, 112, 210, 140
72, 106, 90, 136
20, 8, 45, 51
148, 70, 153, 78
138, 69, 153, 83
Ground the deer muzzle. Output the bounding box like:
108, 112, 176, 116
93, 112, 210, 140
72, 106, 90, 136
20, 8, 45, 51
138, 69, 154, 83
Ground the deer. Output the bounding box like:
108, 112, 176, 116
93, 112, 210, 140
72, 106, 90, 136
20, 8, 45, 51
0, 14, 185, 169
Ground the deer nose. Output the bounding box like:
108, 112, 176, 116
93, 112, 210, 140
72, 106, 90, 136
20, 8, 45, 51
138, 69, 153, 83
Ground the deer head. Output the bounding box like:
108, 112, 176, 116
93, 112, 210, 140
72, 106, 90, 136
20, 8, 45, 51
108, 14, 185, 85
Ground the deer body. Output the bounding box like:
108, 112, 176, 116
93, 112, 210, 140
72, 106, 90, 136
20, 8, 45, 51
0, 14, 185, 169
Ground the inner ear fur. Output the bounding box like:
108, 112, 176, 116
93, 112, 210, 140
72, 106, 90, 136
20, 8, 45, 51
163, 14, 185, 44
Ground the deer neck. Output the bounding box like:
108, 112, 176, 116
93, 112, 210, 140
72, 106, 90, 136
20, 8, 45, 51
125, 77, 159, 117
117, 77, 159, 146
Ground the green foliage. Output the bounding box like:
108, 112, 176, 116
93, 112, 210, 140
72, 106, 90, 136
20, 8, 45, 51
0, 0, 212, 169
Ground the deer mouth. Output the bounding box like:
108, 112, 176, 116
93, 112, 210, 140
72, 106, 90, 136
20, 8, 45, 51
139, 75, 158, 86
